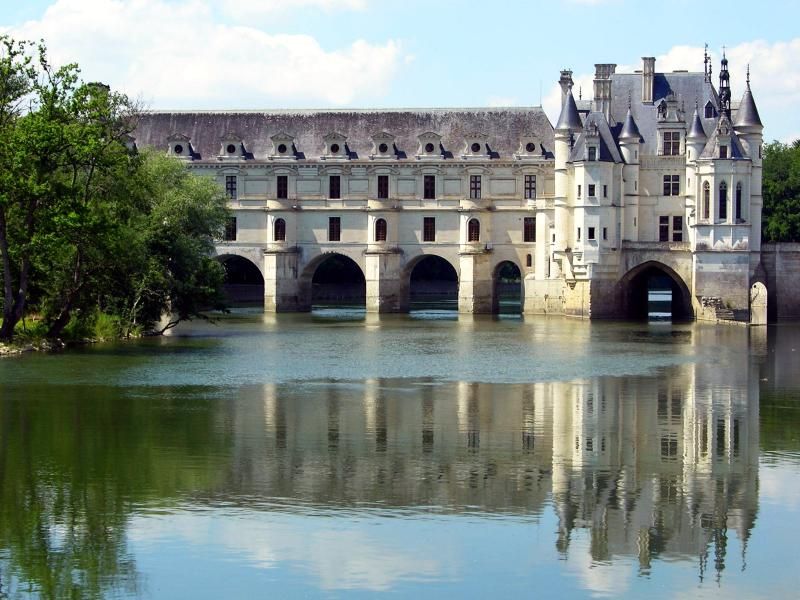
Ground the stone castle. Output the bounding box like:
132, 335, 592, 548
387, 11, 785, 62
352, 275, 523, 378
134, 52, 791, 322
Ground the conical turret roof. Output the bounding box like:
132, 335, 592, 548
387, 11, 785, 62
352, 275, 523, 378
687, 109, 707, 141
555, 89, 582, 131
618, 108, 641, 141
734, 83, 763, 129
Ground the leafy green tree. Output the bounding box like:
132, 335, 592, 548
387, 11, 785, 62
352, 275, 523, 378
0, 36, 229, 341
762, 140, 800, 242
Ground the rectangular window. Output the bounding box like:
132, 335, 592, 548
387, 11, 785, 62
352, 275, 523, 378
328, 217, 341, 241
377, 175, 389, 199
423, 217, 436, 242
588, 146, 597, 161
588, 226, 596, 240
423, 175, 436, 200
577, 227, 581, 241
223, 216, 237, 241
719, 145, 728, 159
588, 184, 596, 197
603, 184, 607, 198
659, 216, 670, 242
225, 175, 237, 200
662, 131, 680, 156
602, 227, 608, 241
663, 174, 680, 196
329, 175, 341, 199
277, 175, 288, 199
577, 184, 582, 198
523, 217, 536, 242
524, 175, 537, 200
673, 216, 683, 242
469, 175, 481, 199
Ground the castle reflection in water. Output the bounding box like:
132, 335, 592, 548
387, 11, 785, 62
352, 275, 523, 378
222, 327, 765, 583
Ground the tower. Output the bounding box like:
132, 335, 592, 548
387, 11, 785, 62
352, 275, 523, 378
733, 65, 764, 252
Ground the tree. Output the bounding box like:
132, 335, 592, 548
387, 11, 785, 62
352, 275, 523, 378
0, 36, 229, 342
762, 140, 800, 243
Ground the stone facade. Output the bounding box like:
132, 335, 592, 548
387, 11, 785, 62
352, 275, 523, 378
134, 52, 775, 322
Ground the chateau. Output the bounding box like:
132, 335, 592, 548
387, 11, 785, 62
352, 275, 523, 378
134, 53, 772, 322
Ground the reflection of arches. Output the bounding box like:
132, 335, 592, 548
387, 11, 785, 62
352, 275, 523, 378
301, 253, 366, 307
217, 254, 265, 306
406, 254, 459, 309
492, 260, 522, 314
620, 261, 692, 320
467, 218, 480, 242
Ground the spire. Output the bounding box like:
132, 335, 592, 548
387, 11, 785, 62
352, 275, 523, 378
555, 88, 583, 131
719, 49, 732, 118
619, 108, 641, 141
734, 64, 763, 129
704, 43, 711, 83
687, 108, 708, 141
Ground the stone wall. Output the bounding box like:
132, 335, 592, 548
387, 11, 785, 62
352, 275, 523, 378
762, 243, 800, 321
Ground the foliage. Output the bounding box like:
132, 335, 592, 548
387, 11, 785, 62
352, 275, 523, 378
762, 139, 800, 243
0, 35, 229, 342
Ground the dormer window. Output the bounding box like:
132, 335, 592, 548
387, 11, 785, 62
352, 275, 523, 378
417, 132, 442, 159
167, 133, 193, 160
270, 133, 296, 160
462, 133, 488, 159
719, 144, 728, 159
218, 133, 244, 159
516, 134, 543, 159
704, 101, 715, 119
370, 132, 396, 159
323, 132, 348, 159
588, 146, 597, 161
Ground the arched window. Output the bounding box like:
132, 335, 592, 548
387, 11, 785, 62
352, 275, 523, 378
467, 218, 480, 242
703, 182, 710, 220
374, 218, 387, 242
274, 218, 286, 241
719, 181, 728, 221
735, 182, 743, 222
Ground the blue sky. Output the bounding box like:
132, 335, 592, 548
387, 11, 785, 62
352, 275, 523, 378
2, 0, 798, 141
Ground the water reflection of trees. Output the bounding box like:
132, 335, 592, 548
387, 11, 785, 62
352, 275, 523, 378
0, 386, 228, 598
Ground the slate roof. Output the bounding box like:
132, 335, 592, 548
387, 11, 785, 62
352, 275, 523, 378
687, 108, 707, 141
607, 72, 719, 155
569, 112, 623, 163
133, 107, 555, 161
733, 85, 763, 128
618, 108, 642, 141
555, 89, 583, 131
700, 114, 748, 159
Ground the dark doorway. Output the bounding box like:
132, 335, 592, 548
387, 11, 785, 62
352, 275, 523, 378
493, 261, 522, 314
220, 255, 264, 307
408, 255, 458, 311
624, 264, 691, 321
311, 254, 366, 308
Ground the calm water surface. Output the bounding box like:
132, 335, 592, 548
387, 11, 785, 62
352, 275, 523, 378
1, 310, 799, 599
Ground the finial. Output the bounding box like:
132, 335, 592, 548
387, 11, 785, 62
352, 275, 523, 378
746, 63, 751, 86
579, 86, 582, 100
628, 91, 632, 109
704, 43, 709, 81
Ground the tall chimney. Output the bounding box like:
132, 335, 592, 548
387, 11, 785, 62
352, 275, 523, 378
642, 57, 655, 104
593, 63, 616, 121
559, 70, 574, 99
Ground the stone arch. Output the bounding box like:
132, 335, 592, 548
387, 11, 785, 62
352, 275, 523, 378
216, 252, 265, 307
404, 253, 460, 310
299, 252, 366, 308
620, 261, 692, 320
492, 259, 523, 314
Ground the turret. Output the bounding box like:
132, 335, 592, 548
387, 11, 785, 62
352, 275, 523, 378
734, 65, 764, 251
553, 87, 583, 270
618, 108, 641, 163
686, 108, 708, 162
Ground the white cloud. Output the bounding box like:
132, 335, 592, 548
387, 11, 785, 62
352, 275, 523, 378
542, 39, 800, 142
219, 0, 367, 21
4, 0, 406, 108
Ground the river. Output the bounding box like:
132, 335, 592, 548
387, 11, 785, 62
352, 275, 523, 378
0, 310, 798, 598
